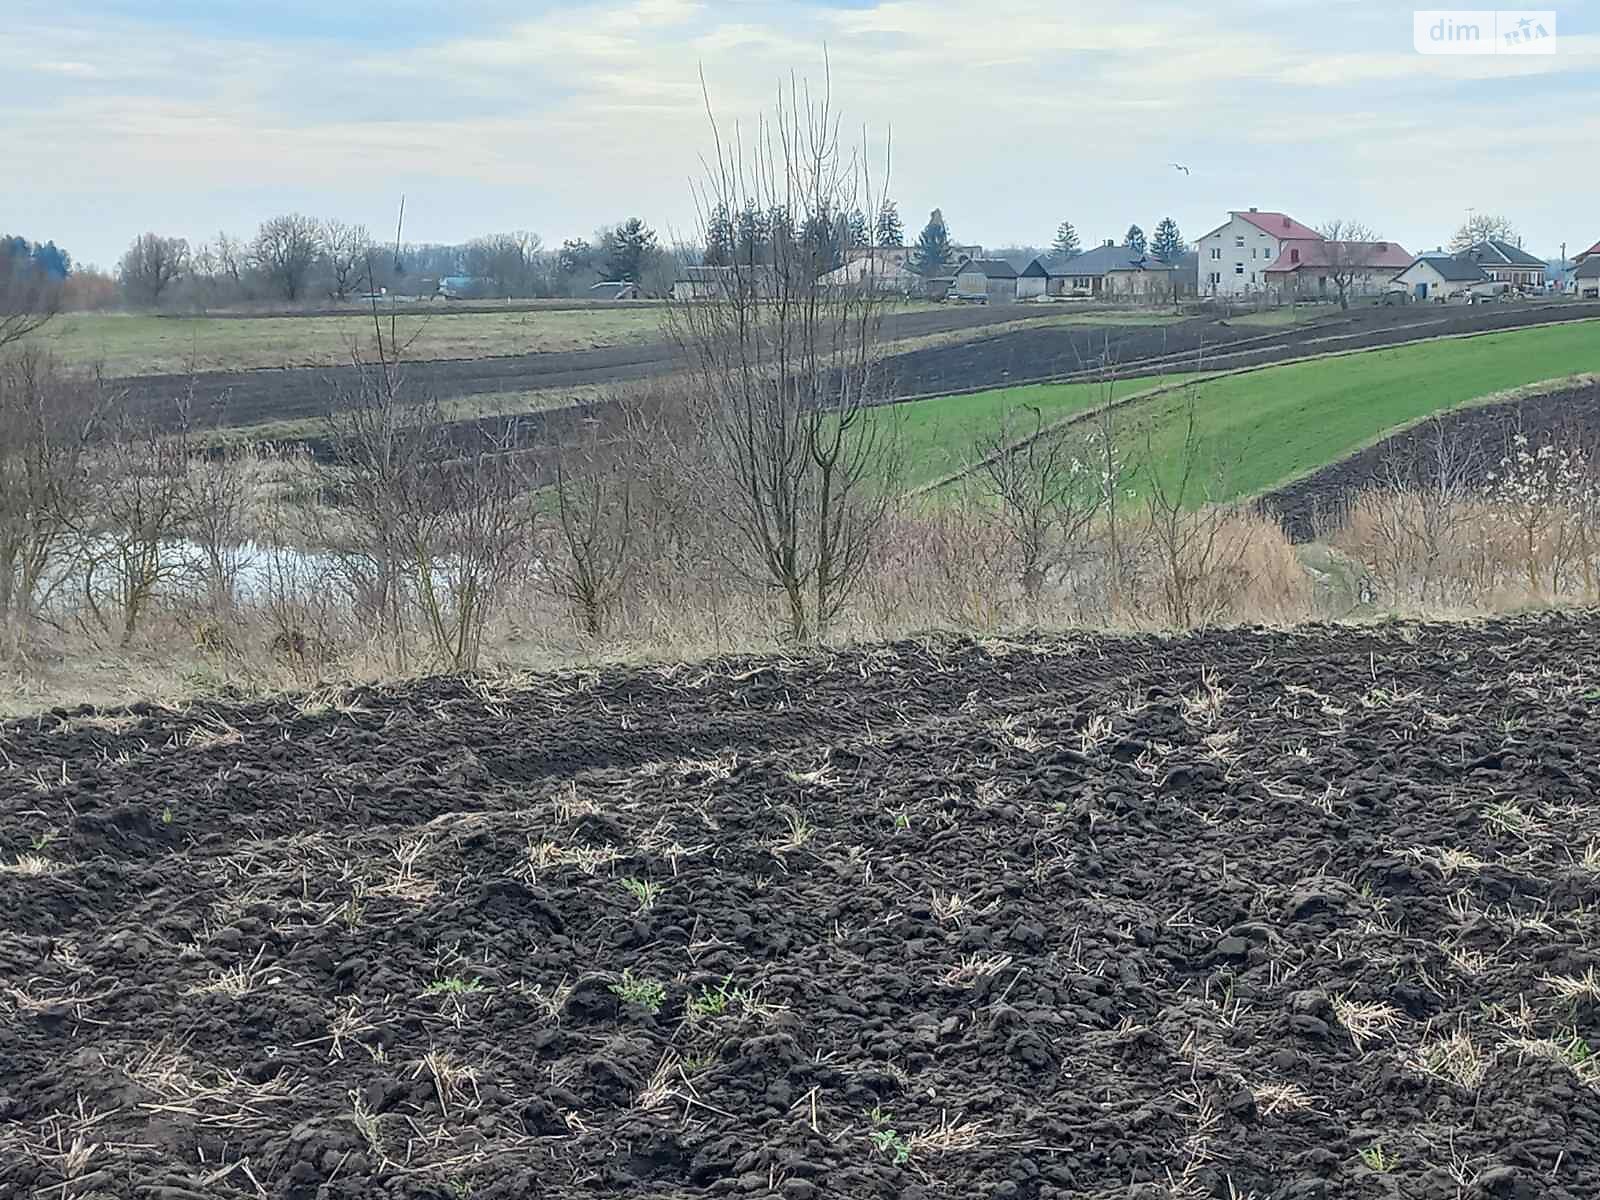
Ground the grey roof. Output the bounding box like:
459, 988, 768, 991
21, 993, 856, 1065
1045, 243, 1154, 277
1466, 239, 1547, 268
1412, 254, 1490, 283
1575, 257, 1600, 280
1021, 258, 1051, 278
956, 258, 1018, 279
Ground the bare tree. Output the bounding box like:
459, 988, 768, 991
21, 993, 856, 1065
545, 424, 637, 639
465, 231, 545, 297
1316, 220, 1380, 310
0, 350, 102, 636
1142, 389, 1250, 629
321, 220, 373, 301
1449, 213, 1518, 253
253, 214, 321, 301
973, 406, 1100, 609
213, 233, 247, 291
118, 233, 189, 306
1, 249, 61, 349
668, 67, 900, 644
77, 410, 195, 646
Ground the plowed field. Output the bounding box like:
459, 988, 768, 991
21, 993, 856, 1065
3, 617, 1599, 1198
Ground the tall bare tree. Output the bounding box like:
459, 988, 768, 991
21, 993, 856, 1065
117, 233, 189, 306
668, 68, 899, 643
321, 220, 373, 301
0, 350, 102, 635
1449, 213, 1518, 253
1316, 220, 1381, 310
253, 214, 321, 301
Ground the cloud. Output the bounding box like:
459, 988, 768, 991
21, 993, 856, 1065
5, 0, 1598, 266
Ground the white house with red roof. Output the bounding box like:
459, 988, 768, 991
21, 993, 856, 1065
1263, 239, 1414, 302
1195, 208, 1323, 297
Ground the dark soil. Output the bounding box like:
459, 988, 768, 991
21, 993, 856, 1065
4, 615, 1600, 1198
1263, 378, 1600, 541
117, 301, 1600, 443
881, 301, 1600, 400
113, 304, 1079, 432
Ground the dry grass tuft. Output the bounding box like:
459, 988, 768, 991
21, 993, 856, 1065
1331, 997, 1404, 1051
1412, 1028, 1488, 1090
0, 853, 58, 876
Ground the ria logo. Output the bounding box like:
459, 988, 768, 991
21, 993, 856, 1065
1413, 10, 1557, 54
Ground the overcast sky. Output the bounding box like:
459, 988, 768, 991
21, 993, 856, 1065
6, 0, 1599, 269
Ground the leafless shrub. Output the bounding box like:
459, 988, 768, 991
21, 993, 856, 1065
1141, 389, 1253, 629
412, 439, 523, 671
972, 407, 1101, 610
1357, 417, 1482, 604
668, 68, 900, 644
543, 418, 637, 640
76, 409, 195, 647
1485, 425, 1595, 597
0, 350, 102, 640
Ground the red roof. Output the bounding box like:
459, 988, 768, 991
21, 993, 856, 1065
1236, 211, 1323, 241
1264, 239, 1413, 274
1577, 239, 1600, 263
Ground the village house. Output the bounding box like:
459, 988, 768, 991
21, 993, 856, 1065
817, 246, 918, 294
1195, 209, 1323, 297
1026, 242, 1181, 298
1262, 239, 1414, 301
1574, 256, 1600, 300
1459, 239, 1547, 289
1389, 252, 1493, 302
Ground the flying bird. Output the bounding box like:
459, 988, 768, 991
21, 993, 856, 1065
1169, 163, 1190, 175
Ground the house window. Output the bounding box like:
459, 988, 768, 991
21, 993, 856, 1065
1252, 249, 1257, 259
1210, 248, 1221, 260
1290, 248, 1300, 263
1250, 271, 1257, 283
1235, 263, 1244, 275
1235, 237, 1245, 248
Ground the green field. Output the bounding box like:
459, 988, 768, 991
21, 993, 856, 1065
903, 319, 1600, 499
25, 308, 667, 375
882, 373, 1209, 487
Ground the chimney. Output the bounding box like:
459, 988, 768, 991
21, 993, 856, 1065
1105, 239, 1115, 247
1249, 206, 1258, 212
1282, 217, 1291, 229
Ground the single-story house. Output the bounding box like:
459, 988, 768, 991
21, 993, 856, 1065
1033, 242, 1174, 297
1459, 239, 1546, 289
1390, 253, 1493, 302
589, 281, 642, 300
818, 248, 918, 294
670, 265, 781, 301
1574, 256, 1600, 300
952, 259, 1018, 303
1262, 240, 1414, 300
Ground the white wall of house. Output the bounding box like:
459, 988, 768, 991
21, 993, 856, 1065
1391, 260, 1496, 301
1016, 274, 1047, 300
1195, 213, 1293, 297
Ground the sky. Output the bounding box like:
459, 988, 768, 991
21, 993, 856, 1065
5, 0, 1599, 269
